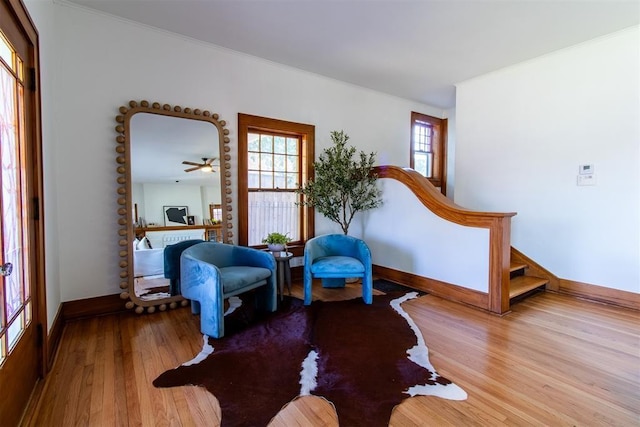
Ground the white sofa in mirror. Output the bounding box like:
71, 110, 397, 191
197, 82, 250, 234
132, 229, 205, 301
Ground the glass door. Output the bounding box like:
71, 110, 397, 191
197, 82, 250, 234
0, 0, 44, 424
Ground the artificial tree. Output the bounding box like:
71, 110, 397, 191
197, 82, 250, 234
297, 130, 382, 235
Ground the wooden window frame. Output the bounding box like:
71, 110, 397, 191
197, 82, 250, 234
238, 114, 315, 250
410, 111, 447, 195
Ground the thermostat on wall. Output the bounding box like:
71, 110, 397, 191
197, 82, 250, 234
579, 164, 594, 175
577, 174, 596, 186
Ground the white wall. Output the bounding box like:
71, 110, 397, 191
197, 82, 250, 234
133, 183, 220, 225
361, 179, 490, 292
140, 183, 204, 225
27, 1, 443, 307
201, 185, 221, 220
455, 27, 640, 293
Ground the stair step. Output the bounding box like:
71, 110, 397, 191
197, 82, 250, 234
510, 261, 527, 272
509, 275, 548, 299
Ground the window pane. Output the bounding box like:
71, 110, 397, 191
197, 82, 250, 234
260, 134, 273, 152
286, 172, 298, 189
260, 153, 273, 171
248, 151, 260, 169
1, 64, 25, 320
248, 191, 300, 245
273, 154, 286, 172
248, 171, 260, 188
414, 152, 431, 177
0, 34, 13, 72
274, 171, 286, 188
286, 137, 298, 155
415, 156, 425, 176
248, 133, 260, 151
25, 301, 31, 324
286, 156, 298, 172
260, 171, 273, 188
7, 312, 24, 351
0, 333, 5, 362
16, 56, 23, 82
274, 136, 286, 154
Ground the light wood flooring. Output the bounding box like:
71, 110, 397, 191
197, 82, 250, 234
25, 283, 640, 426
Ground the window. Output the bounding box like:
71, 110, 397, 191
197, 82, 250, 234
209, 204, 222, 223
238, 114, 315, 247
0, 29, 31, 365
410, 112, 447, 194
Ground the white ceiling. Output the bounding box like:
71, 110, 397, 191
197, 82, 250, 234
130, 112, 222, 187
66, 0, 639, 109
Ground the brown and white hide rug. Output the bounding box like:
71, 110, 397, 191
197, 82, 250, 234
153, 292, 466, 426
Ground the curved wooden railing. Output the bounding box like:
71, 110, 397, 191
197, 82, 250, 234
372, 165, 517, 313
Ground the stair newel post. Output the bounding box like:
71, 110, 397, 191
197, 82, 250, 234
488, 216, 513, 314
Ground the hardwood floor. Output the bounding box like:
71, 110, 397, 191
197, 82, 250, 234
25, 283, 639, 426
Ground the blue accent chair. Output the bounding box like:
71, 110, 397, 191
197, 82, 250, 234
163, 239, 204, 296
303, 234, 373, 305
180, 242, 277, 338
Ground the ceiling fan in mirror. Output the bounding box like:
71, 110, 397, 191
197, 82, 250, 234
182, 157, 217, 173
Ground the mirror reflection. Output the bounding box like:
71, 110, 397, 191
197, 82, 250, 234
130, 113, 222, 302
115, 101, 232, 314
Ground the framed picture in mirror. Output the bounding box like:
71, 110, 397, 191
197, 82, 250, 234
163, 205, 188, 226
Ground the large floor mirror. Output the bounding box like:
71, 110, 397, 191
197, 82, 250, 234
115, 100, 232, 313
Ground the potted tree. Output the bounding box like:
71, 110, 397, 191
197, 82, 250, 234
297, 130, 382, 235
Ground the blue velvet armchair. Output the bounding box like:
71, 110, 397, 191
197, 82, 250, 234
180, 242, 277, 338
303, 234, 373, 305
163, 239, 204, 296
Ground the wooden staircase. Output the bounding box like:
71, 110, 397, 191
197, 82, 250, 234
509, 259, 549, 304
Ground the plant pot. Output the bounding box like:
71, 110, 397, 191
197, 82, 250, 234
267, 243, 285, 252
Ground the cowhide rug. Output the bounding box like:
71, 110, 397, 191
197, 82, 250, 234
153, 292, 466, 426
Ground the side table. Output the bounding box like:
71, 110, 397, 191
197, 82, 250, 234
267, 251, 293, 301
